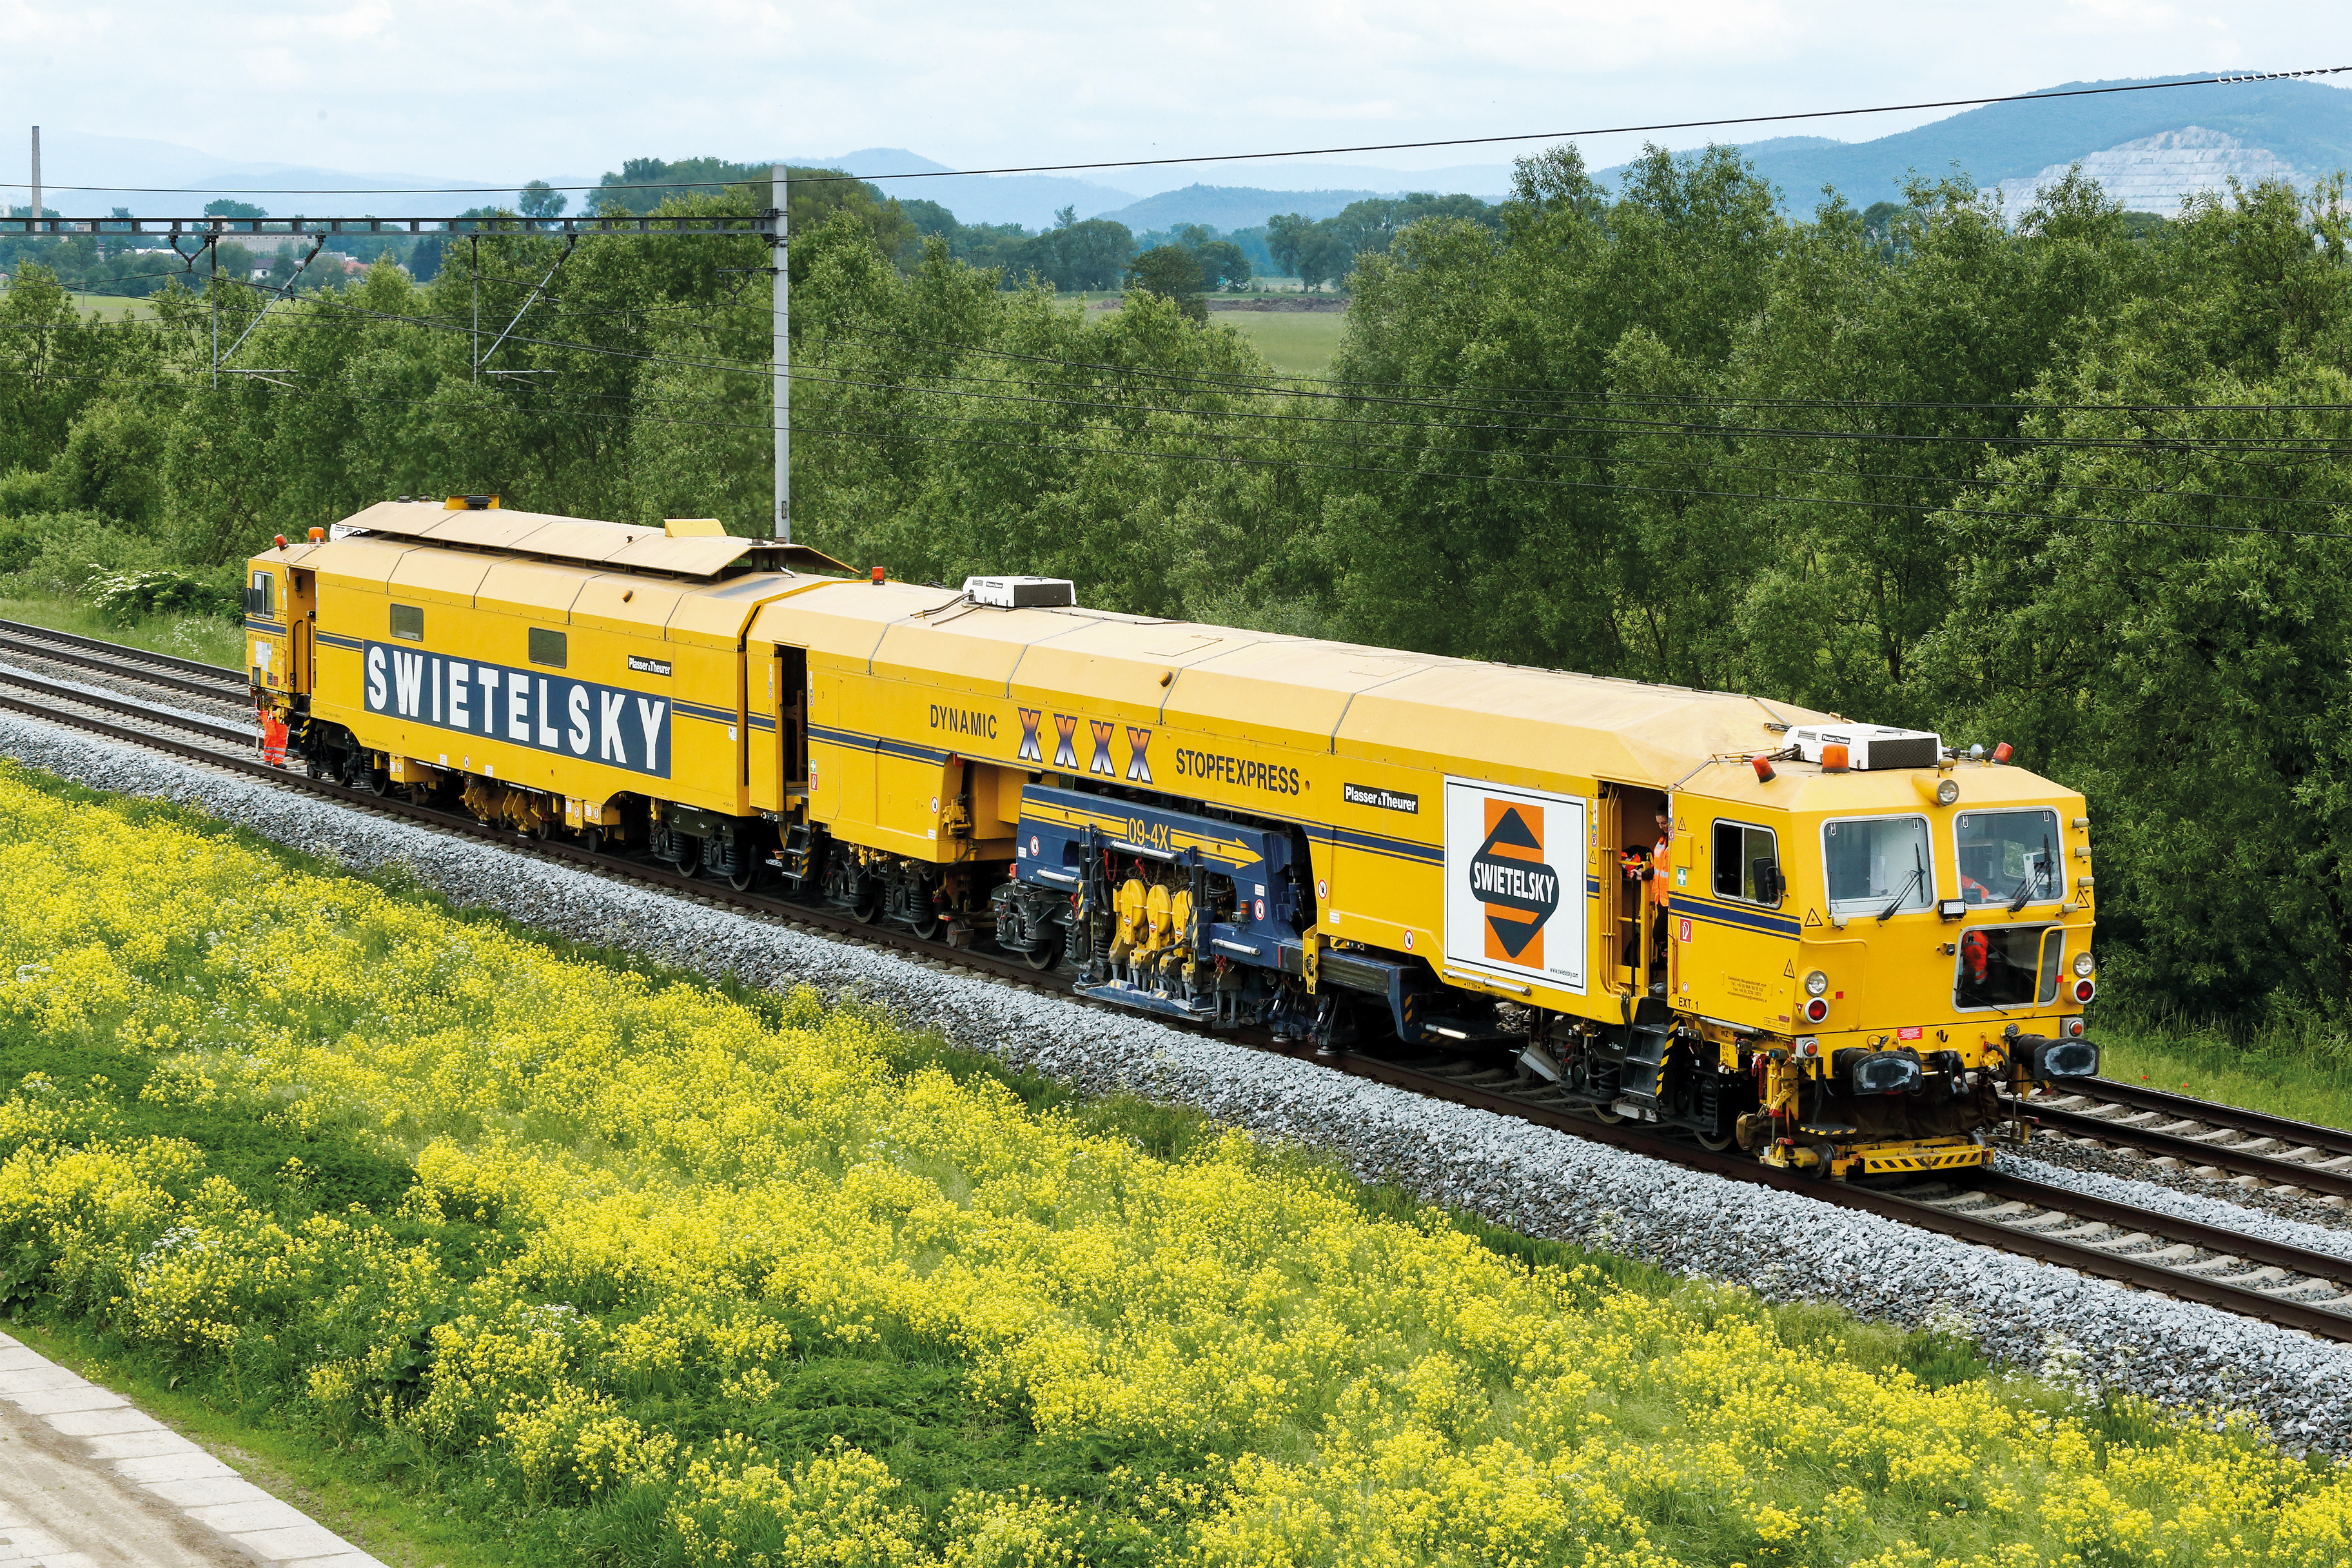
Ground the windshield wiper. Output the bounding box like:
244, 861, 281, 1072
1878, 841, 1928, 922
2006, 834, 2052, 913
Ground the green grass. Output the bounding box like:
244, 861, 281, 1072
0, 594, 244, 669
1215, 309, 1347, 376
66, 292, 156, 322
2095, 1012, 2352, 1132
1047, 291, 1348, 375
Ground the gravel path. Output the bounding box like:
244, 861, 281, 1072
8, 709, 2352, 1453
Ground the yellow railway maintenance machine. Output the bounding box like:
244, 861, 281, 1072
250, 499, 2100, 1179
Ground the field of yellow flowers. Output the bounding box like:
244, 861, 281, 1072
3, 760, 2351, 1567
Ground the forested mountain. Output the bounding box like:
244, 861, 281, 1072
1599, 74, 2352, 210
4, 143, 2352, 1039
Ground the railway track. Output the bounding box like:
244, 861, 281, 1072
2016, 1079, 2352, 1200
0, 618, 247, 705
9, 629, 2352, 1342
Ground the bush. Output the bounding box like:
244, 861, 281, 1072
0, 512, 169, 600
0, 467, 54, 519
81, 565, 238, 625
50, 399, 170, 534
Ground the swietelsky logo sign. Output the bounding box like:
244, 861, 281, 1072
1443, 778, 1587, 994
1470, 801, 1560, 964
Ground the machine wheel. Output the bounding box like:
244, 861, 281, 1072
1020, 932, 1066, 972
1590, 1102, 1624, 1125
908, 911, 943, 941
671, 836, 702, 878
726, 861, 758, 893
1809, 1141, 1838, 1179
848, 883, 882, 924
582, 827, 605, 855
1694, 1127, 1736, 1153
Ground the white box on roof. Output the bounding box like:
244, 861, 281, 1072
965, 576, 1076, 609
1788, 724, 1943, 770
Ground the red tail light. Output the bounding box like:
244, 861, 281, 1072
1803, 997, 1830, 1023
2073, 978, 2095, 1004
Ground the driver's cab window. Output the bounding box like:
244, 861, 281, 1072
1823, 815, 1934, 920
1955, 808, 2061, 908
249, 571, 274, 617
1712, 820, 1780, 904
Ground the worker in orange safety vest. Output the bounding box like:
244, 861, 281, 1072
259, 708, 288, 768
1648, 809, 1672, 975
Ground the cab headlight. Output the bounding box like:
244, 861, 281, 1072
1804, 970, 1829, 997
1935, 778, 1959, 805
2072, 951, 2095, 978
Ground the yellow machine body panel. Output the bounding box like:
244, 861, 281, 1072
738, 582, 2089, 1052
253, 503, 827, 823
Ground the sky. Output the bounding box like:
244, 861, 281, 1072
2, 0, 2347, 198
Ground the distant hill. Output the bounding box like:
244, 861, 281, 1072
1598, 74, 2352, 212
796, 148, 1136, 230
1092, 184, 1394, 231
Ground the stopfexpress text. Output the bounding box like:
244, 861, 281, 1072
362, 641, 672, 778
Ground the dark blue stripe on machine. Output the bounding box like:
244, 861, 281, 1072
674, 699, 736, 725
1308, 823, 1443, 866
749, 714, 776, 732
315, 631, 362, 651
244, 617, 282, 633
808, 723, 951, 767
1669, 894, 1801, 937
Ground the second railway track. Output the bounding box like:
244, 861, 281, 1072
10, 631, 2352, 1342
2019, 1077, 2352, 1200
0, 617, 246, 703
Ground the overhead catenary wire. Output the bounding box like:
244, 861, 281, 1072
35, 275, 2351, 462
13, 229, 2352, 528
12, 282, 2352, 481
172, 369, 2352, 545
17, 293, 2352, 470
5, 67, 2346, 197
30, 251, 2352, 425
15, 353, 2347, 515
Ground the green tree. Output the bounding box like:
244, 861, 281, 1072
518, 181, 567, 220
1125, 245, 1208, 322
1195, 239, 1250, 290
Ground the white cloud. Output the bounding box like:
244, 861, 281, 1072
3, 0, 2344, 197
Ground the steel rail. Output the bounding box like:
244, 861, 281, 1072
2057, 1077, 2352, 1162
1974, 1170, 2352, 1287
0, 618, 244, 683
0, 629, 247, 705
2022, 1102, 2352, 1199
1342, 1053, 2352, 1340
8, 649, 2352, 1340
